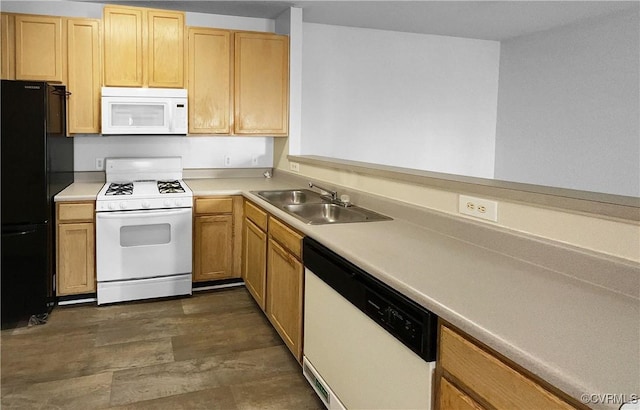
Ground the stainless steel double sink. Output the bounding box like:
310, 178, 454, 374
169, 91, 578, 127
252, 189, 392, 225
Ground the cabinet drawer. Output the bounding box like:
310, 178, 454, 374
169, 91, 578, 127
195, 197, 233, 215
57, 202, 94, 223
440, 325, 575, 410
269, 217, 302, 259
439, 377, 485, 410
244, 200, 267, 231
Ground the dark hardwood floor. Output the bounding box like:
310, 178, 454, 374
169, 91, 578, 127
1, 287, 324, 409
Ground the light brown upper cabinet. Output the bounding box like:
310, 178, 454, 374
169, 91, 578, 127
103, 6, 143, 86
234, 32, 289, 136
103, 5, 184, 88
67, 18, 101, 134
14, 14, 64, 82
1, 13, 15, 80
187, 29, 289, 136
147, 10, 184, 88
187, 27, 232, 134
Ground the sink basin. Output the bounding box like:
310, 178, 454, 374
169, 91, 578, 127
253, 189, 325, 206
283, 203, 392, 225
252, 189, 393, 224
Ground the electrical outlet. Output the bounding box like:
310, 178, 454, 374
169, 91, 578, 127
224, 155, 231, 167
95, 158, 104, 170
289, 161, 300, 172
458, 195, 498, 222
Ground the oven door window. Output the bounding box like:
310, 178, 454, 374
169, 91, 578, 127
120, 224, 170, 247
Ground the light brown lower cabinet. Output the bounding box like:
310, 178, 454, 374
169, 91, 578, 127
266, 236, 303, 361
242, 218, 267, 309
56, 202, 95, 296
193, 196, 242, 282
241, 199, 304, 362
438, 377, 485, 410
194, 214, 233, 281
436, 323, 583, 410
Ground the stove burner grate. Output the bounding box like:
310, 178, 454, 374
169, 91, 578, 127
158, 180, 185, 194
105, 182, 133, 196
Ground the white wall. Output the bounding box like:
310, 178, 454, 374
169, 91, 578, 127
494, 9, 640, 197
0, 1, 102, 17
1, 1, 277, 171
74, 135, 273, 171
298, 23, 501, 179
186, 9, 274, 32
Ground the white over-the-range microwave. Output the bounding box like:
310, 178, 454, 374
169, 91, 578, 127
101, 87, 188, 135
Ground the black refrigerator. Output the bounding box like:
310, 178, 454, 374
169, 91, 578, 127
1, 80, 74, 329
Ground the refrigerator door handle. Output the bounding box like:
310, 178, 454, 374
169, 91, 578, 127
2, 225, 40, 236
52, 89, 71, 97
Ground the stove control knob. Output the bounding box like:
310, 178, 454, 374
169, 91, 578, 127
163, 199, 172, 207
174, 199, 182, 207
108, 203, 115, 210
142, 201, 151, 209
119, 202, 127, 210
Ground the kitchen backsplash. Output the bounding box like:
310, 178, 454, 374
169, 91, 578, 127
73, 135, 274, 171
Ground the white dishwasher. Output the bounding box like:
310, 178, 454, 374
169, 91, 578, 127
302, 237, 438, 410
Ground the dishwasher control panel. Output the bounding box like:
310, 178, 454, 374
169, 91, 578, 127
365, 288, 423, 353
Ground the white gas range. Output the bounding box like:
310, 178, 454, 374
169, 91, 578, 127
96, 157, 193, 305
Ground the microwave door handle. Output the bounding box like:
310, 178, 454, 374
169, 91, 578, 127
97, 209, 191, 220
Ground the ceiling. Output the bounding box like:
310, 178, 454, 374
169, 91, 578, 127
86, 0, 638, 40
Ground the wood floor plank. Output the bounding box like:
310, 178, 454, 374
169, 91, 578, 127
1, 288, 320, 408
109, 385, 238, 410
2, 338, 174, 389
1, 372, 113, 409
231, 373, 325, 410
109, 345, 298, 406
171, 317, 282, 361
182, 288, 255, 315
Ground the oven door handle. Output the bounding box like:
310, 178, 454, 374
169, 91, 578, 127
96, 208, 191, 219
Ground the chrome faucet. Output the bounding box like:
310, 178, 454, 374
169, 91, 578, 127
308, 182, 351, 207
309, 182, 337, 201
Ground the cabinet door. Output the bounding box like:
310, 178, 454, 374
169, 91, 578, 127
439, 325, 577, 410
147, 10, 184, 88
1, 13, 15, 80
234, 32, 289, 136
242, 218, 267, 310
103, 6, 143, 86
15, 15, 63, 82
267, 238, 303, 361
67, 18, 101, 134
57, 222, 95, 295
439, 377, 485, 410
194, 214, 234, 281
187, 27, 231, 134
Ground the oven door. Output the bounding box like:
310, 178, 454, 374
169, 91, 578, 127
96, 208, 192, 282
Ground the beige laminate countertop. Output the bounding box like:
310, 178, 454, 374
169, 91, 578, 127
54, 182, 104, 201
55, 177, 640, 409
